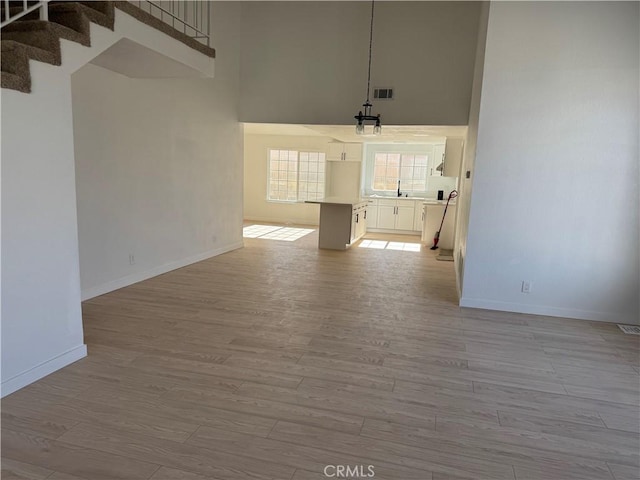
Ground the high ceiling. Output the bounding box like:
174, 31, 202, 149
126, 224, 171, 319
243, 123, 468, 144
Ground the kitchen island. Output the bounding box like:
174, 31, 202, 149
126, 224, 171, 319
305, 197, 368, 250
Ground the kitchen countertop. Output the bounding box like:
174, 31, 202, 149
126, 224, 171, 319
366, 194, 424, 200
364, 195, 456, 205
423, 199, 457, 206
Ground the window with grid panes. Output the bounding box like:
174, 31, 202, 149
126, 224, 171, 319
268, 149, 325, 202
372, 152, 429, 193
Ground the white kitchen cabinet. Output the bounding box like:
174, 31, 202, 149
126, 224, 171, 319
327, 143, 344, 161
343, 143, 363, 161
359, 210, 367, 239
306, 198, 368, 250
413, 203, 425, 232
327, 142, 363, 162
432, 144, 446, 177
377, 202, 397, 229
370, 198, 417, 232
443, 138, 464, 177
351, 204, 367, 243
396, 203, 415, 230
366, 199, 378, 228
421, 203, 457, 249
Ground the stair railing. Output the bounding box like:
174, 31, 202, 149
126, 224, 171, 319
129, 1, 210, 47
1, 0, 48, 28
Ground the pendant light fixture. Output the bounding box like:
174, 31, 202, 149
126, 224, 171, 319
354, 0, 381, 136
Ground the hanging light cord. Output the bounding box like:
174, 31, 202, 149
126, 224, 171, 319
365, 0, 375, 104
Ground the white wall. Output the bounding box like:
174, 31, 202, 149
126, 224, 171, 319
461, 2, 639, 323
1, 3, 241, 396
244, 134, 333, 225
2, 62, 86, 396
73, 2, 243, 300
454, 2, 489, 298
239, 1, 481, 125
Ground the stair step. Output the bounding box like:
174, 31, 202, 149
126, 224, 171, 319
2, 38, 59, 67
0, 2, 115, 94
2, 19, 91, 50
0, 40, 30, 92
1, 70, 30, 93
49, 1, 113, 17
2, 23, 63, 64
1, 0, 216, 94
50, 4, 90, 35
49, 2, 114, 30
4, 2, 113, 33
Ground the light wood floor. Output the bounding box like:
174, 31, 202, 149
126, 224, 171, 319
2, 229, 639, 480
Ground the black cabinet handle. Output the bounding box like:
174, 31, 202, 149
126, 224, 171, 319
356, 213, 359, 223
364, 210, 367, 220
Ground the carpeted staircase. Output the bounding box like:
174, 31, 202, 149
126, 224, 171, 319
1, 1, 215, 94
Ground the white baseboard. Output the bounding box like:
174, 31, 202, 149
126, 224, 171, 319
81, 242, 243, 301
459, 297, 639, 324
454, 262, 462, 302
1, 344, 87, 398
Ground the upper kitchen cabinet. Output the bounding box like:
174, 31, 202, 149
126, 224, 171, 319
430, 140, 463, 177
327, 142, 363, 162
443, 138, 464, 177
431, 144, 446, 176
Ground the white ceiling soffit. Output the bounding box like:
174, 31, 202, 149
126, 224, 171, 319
90, 38, 205, 79
242, 123, 468, 144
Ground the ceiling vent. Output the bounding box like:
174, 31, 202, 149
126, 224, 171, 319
373, 88, 394, 100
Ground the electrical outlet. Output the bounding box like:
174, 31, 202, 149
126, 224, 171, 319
129, 254, 135, 265
521, 281, 532, 294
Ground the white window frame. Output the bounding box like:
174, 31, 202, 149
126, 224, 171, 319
363, 144, 436, 197
267, 149, 326, 203
371, 152, 430, 193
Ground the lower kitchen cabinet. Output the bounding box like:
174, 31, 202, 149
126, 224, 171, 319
306, 198, 368, 250
377, 203, 397, 229
395, 204, 415, 230
414, 203, 425, 232
350, 203, 367, 243
368, 199, 420, 233
421, 203, 457, 249
366, 200, 379, 228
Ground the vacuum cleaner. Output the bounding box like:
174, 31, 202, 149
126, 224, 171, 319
430, 190, 458, 250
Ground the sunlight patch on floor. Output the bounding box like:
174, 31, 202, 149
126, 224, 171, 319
242, 225, 283, 238
359, 240, 422, 252
387, 242, 422, 252
243, 225, 315, 242
358, 240, 388, 249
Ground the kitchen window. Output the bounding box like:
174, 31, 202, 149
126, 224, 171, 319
372, 153, 429, 193
363, 143, 444, 197
268, 149, 326, 202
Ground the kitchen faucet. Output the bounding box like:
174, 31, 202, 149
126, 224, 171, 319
397, 180, 402, 197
